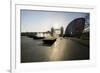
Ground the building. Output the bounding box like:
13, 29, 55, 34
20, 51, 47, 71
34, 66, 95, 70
65, 18, 85, 38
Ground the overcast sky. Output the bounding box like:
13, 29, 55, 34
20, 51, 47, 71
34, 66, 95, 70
21, 10, 89, 32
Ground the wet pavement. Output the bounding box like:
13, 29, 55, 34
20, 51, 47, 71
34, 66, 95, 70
21, 36, 89, 63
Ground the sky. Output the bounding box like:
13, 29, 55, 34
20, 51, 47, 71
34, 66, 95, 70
21, 10, 89, 32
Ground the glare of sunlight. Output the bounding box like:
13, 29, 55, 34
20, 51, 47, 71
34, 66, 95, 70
53, 24, 60, 29
49, 38, 66, 61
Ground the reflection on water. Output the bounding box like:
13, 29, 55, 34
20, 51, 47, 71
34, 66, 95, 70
21, 36, 89, 63
49, 38, 66, 61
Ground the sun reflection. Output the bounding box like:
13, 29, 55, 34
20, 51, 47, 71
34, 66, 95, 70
49, 38, 66, 61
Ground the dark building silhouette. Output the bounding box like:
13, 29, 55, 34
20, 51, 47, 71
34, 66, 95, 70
65, 18, 85, 37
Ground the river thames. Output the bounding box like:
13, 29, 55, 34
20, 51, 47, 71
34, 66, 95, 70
21, 36, 89, 63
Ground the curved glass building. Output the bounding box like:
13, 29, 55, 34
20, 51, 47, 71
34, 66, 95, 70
65, 18, 85, 37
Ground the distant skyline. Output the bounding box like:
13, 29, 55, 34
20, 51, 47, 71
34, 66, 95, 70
21, 10, 89, 32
